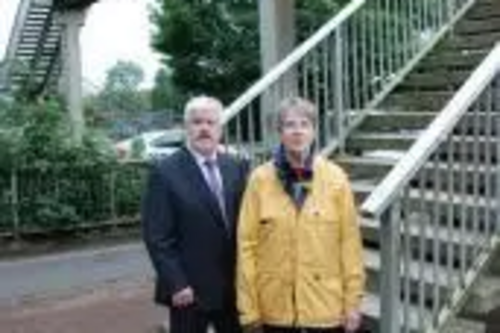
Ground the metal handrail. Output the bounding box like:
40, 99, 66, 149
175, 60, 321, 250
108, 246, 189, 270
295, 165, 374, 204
222, 0, 366, 123
221, 0, 479, 166
361, 43, 500, 218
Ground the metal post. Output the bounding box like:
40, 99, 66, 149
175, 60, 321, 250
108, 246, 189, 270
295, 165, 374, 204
496, 116, 500, 236
446, 0, 455, 22
380, 203, 402, 333
109, 168, 117, 226
334, 27, 345, 151
10, 169, 20, 242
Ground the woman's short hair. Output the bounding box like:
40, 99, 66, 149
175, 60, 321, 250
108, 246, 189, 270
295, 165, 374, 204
277, 97, 317, 130
183, 96, 224, 124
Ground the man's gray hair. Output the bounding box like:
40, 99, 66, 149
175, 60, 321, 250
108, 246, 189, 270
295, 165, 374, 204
277, 96, 317, 130
183, 96, 224, 124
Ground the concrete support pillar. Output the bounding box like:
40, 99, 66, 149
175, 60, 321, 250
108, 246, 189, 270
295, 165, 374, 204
58, 10, 86, 143
258, 0, 296, 143
258, 0, 295, 73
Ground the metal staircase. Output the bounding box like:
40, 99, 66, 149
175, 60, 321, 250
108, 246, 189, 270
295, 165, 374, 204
223, 0, 500, 332
1, 0, 97, 97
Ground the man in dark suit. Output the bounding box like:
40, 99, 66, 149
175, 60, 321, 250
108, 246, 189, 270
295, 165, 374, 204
142, 96, 248, 333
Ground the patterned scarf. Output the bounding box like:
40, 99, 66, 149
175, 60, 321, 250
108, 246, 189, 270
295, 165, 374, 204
273, 144, 314, 208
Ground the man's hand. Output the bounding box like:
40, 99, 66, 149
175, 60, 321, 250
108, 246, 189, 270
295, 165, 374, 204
343, 310, 362, 332
172, 287, 195, 308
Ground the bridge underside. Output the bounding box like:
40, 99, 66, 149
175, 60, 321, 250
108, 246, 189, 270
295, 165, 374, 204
54, 0, 98, 11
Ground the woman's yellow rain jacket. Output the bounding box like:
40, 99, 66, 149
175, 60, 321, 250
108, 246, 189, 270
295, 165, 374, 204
237, 156, 365, 328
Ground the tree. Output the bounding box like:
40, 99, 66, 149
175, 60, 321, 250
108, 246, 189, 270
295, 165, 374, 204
94, 60, 149, 115
150, 67, 181, 113
104, 60, 144, 92
150, 0, 348, 106
86, 60, 152, 135
0, 98, 114, 169
150, 0, 260, 105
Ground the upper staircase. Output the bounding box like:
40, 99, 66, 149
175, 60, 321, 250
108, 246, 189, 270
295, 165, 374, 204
224, 0, 500, 332
0, 0, 97, 97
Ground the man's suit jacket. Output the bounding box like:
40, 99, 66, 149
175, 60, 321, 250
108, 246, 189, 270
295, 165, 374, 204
142, 147, 248, 311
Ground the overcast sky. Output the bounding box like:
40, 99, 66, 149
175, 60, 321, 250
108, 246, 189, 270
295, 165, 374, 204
0, 0, 162, 90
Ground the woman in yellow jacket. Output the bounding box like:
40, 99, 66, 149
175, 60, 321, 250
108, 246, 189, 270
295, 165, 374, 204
237, 97, 365, 333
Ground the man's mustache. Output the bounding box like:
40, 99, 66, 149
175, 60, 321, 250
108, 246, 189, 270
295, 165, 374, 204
196, 133, 213, 140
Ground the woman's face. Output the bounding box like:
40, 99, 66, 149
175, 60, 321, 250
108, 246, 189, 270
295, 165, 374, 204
279, 110, 315, 156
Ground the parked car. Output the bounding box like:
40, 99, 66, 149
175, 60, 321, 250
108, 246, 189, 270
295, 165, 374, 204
115, 128, 185, 161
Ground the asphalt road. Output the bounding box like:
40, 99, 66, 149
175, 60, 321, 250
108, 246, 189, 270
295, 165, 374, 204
0, 242, 152, 304
0, 242, 167, 333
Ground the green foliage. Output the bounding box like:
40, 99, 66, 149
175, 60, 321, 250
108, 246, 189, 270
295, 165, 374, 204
0, 98, 115, 169
89, 60, 150, 116
0, 98, 145, 235
151, 0, 260, 105
130, 137, 146, 160
85, 60, 154, 137
296, 0, 348, 38
150, 67, 182, 112
150, 0, 352, 105
105, 60, 144, 91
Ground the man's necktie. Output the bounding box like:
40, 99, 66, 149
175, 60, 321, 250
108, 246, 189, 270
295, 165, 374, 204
204, 160, 227, 225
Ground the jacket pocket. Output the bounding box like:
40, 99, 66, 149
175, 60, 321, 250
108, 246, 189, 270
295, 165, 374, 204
256, 272, 291, 321
256, 219, 288, 273
300, 270, 343, 322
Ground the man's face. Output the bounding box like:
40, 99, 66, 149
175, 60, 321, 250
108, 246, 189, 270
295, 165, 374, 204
186, 105, 222, 156
279, 110, 315, 155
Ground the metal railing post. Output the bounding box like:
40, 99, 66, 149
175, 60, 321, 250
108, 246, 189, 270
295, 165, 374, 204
334, 26, 345, 151
10, 168, 20, 242
109, 168, 117, 226
496, 116, 500, 236
447, 0, 456, 22
380, 202, 402, 333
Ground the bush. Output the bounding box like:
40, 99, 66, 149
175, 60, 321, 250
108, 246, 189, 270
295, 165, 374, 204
0, 98, 145, 235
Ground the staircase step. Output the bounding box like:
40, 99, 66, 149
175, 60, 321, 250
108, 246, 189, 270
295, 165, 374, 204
28, 9, 51, 17
339, 143, 497, 182
398, 70, 470, 91
443, 30, 500, 51
441, 318, 485, 333
362, 292, 429, 332
382, 91, 453, 111
347, 132, 417, 152
364, 247, 460, 307
24, 22, 60, 31
353, 177, 496, 209
361, 212, 491, 263
460, 276, 500, 320
418, 50, 487, 71
363, 216, 479, 258
466, 1, 500, 20
485, 246, 500, 276
347, 133, 498, 160
455, 15, 500, 35
27, 12, 50, 19
356, 111, 436, 133
337, 155, 396, 180
20, 36, 59, 45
